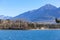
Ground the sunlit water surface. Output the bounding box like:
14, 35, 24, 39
0, 30, 60, 40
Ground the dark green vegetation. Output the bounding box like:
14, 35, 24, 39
55, 18, 60, 23
0, 19, 60, 30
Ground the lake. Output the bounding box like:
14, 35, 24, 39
0, 30, 60, 40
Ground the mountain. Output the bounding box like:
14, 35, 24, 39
0, 15, 12, 19
13, 4, 60, 22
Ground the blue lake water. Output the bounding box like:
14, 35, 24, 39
0, 30, 60, 40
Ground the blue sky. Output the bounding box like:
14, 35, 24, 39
0, 0, 60, 17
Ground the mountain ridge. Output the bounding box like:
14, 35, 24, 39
13, 4, 60, 22
0, 15, 12, 19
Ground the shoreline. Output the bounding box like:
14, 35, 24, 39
0, 29, 60, 30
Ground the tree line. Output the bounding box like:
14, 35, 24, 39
0, 19, 60, 30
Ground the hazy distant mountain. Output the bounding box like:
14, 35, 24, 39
0, 15, 12, 19
13, 4, 60, 22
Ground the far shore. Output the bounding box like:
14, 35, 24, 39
1, 28, 60, 30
